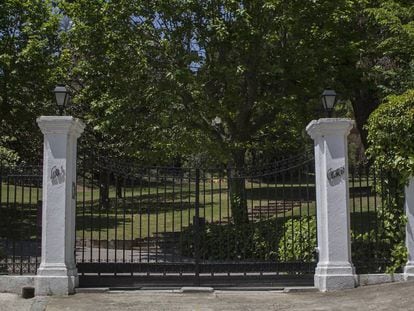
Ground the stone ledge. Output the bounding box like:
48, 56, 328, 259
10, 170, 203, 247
180, 287, 214, 293
283, 287, 318, 293
357, 274, 404, 287
0, 275, 35, 294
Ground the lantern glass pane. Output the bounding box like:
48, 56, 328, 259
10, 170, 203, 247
55, 92, 66, 106
325, 95, 336, 109
321, 90, 337, 110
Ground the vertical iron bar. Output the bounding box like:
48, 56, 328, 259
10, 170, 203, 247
226, 168, 230, 276
114, 172, 118, 267
373, 166, 379, 265
155, 168, 159, 263
163, 169, 167, 265
298, 164, 303, 262
20, 177, 24, 275
82, 153, 86, 264
359, 164, 363, 236
366, 164, 372, 261
6, 176, 10, 273
147, 169, 151, 266
122, 175, 126, 263
36, 177, 41, 274
28, 175, 33, 273
139, 172, 143, 263
210, 170, 213, 224
172, 171, 175, 263
12, 176, 17, 273
203, 169, 206, 220
194, 168, 200, 285
290, 169, 294, 263
97, 154, 102, 264
130, 175, 134, 266
282, 170, 286, 263
179, 173, 183, 273
274, 169, 279, 273
90, 153, 94, 263
106, 165, 110, 263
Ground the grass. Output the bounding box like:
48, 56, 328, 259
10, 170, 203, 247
0, 179, 387, 241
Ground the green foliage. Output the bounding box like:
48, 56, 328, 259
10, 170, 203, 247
61, 0, 363, 164
181, 219, 283, 261
365, 90, 414, 272
377, 190, 407, 273
0, 0, 61, 162
278, 217, 317, 263
366, 90, 414, 182
0, 139, 19, 167
352, 221, 407, 274
0, 247, 6, 274
181, 217, 319, 264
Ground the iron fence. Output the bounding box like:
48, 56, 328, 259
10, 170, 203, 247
349, 161, 404, 273
0, 162, 42, 275
0, 152, 405, 281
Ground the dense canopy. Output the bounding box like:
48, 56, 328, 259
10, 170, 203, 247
0, 0, 413, 166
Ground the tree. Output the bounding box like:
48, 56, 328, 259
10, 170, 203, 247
344, 0, 414, 146
56, 0, 414, 225
62, 0, 373, 224
0, 0, 60, 163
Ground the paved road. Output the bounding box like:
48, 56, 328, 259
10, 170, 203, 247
2, 281, 414, 311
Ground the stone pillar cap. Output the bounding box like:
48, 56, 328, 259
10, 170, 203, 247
37, 116, 85, 137
306, 118, 354, 139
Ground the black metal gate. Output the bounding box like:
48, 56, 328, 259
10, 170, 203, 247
0, 162, 42, 275
76, 151, 317, 288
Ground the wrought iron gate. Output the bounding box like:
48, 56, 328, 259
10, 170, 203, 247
76, 151, 317, 288
0, 162, 42, 275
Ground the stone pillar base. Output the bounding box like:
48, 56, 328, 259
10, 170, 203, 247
315, 263, 356, 291
403, 263, 414, 281
35, 275, 77, 296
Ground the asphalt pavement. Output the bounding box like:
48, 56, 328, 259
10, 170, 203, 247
1, 281, 414, 311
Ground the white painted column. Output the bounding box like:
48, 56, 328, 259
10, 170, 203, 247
404, 177, 414, 280
306, 118, 356, 292
35, 116, 85, 295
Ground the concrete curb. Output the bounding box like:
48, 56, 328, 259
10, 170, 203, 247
180, 287, 214, 293
76, 288, 110, 294
283, 287, 318, 293
0, 276, 35, 294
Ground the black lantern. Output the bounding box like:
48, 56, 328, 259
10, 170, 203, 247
321, 89, 337, 118
53, 85, 70, 116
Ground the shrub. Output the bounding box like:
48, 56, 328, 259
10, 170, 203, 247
181, 217, 316, 262
0, 248, 7, 274
278, 217, 317, 262
366, 89, 414, 182
180, 218, 284, 261
365, 90, 414, 272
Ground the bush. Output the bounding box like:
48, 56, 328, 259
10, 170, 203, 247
366, 89, 414, 182
0, 248, 7, 274
278, 217, 317, 262
352, 229, 406, 274
365, 90, 414, 272
181, 220, 282, 261
181, 217, 317, 262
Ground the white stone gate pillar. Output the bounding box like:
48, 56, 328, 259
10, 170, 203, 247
35, 116, 85, 295
306, 118, 356, 292
404, 177, 414, 280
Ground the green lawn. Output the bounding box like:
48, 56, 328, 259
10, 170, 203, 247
0, 179, 385, 241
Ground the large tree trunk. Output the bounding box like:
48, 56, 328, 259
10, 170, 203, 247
228, 149, 249, 226
351, 89, 381, 149
116, 176, 123, 198
99, 169, 110, 210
